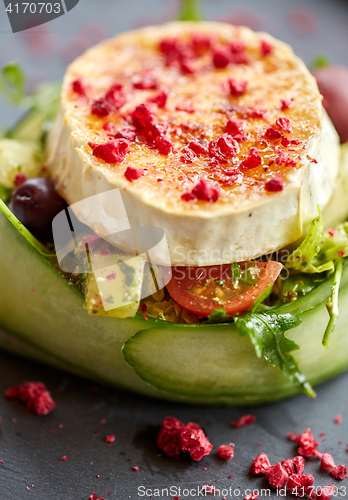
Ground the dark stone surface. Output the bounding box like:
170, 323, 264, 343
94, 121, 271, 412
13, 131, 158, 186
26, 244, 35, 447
0, 1, 348, 499
0, 351, 347, 500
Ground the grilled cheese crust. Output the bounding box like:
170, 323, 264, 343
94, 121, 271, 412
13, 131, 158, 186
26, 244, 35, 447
47, 21, 340, 265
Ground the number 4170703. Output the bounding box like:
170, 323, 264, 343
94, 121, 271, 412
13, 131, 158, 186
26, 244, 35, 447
6, 3, 61, 14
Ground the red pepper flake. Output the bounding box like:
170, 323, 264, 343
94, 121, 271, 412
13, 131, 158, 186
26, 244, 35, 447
265, 126, 283, 140
276, 151, 297, 168
188, 138, 208, 155
105, 435, 115, 443
124, 166, 144, 182
265, 175, 284, 192
72, 78, 88, 97
280, 98, 294, 111
217, 134, 240, 157
266, 463, 289, 489
312, 485, 336, 500
148, 90, 168, 108
91, 84, 125, 117
287, 428, 321, 457
217, 444, 234, 460
287, 473, 315, 497
281, 456, 305, 475
132, 74, 158, 90
157, 417, 185, 457
260, 39, 274, 57
155, 135, 174, 155
321, 453, 347, 480
244, 494, 259, 500
180, 422, 213, 461
240, 149, 262, 170
14, 172, 27, 186
228, 77, 248, 97
334, 414, 342, 424
132, 466, 139, 471
226, 119, 248, 142
89, 494, 106, 500
175, 101, 195, 114
212, 46, 230, 68
4, 382, 56, 415
88, 139, 129, 164
250, 453, 271, 476
276, 117, 292, 133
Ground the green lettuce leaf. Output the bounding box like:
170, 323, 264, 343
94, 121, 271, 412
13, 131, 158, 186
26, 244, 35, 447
233, 310, 316, 397
323, 257, 344, 347
0, 62, 25, 106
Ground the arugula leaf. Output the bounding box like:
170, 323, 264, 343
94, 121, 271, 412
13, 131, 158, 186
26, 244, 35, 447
323, 257, 344, 347
178, 0, 203, 21
0, 198, 54, 258
233, 311, 316, 398
0, 62, 25, 106
205, 308, 233, 323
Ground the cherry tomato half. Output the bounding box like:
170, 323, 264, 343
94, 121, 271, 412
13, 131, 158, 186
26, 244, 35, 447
166, 261, 282, 317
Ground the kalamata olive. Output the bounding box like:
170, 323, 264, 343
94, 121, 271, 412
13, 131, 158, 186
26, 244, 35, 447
313, 66, 348, 143
9, 177, 67, 242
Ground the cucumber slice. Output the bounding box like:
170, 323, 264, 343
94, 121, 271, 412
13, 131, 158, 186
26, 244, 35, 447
1, 205, 348, 404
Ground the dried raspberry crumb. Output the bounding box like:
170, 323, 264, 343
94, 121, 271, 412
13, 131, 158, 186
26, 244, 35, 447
181, 191, 196, 202
281, 98, 294, 111
265, 126, 283, 141
265, 175, 283, 192
287, 428, 321, 457
132, 466, 139, 471
312, 485, 336, 500
266, 463, 289, 489
281, 456, 305, 475
124, 166, 144, 182
246, 108, 268, 119
102, 122, 116, 135
231, 414, 256, 427
190, 179, 220, 203
226, 119, 248, 141
72, 78, 88, 97
188, 138, 208, 155
276, 151, 297, 168
202, 484, 217, 495
91, 84, 125, 117
276, 117, 292, 133
287, 473, 314, 497
88, 139, 129, 164
212, 46, 230, 68
155, 135, 174, 155
228, 77, 248, 96
191, 32, 213, 55
105, 435, 115, 443
132, 74, 158, 90
180, 146, 196, 164
260, 39, 273, 57
321, 453, 347, 480
132, 103, 155, 130
250, 453, 271, 475
115, 127, 137, 142
14, 172, 27, 186
157, 417, 185, 457
334, 415, 342, 424
180, 422, 213, 461
240, 149, 262, 170
175, 101, 195, 113
244, 493, 259, 500
281, 137, 291, 147
61, 456, 67, 461
140, 304, 147, 313
4, 382, 56, 415
148, 90, 168, 108
217, 444, 234, 460
89, 494, 106, 500
217, 134, 239, 157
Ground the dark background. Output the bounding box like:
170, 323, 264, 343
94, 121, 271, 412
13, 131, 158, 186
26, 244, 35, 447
0, 1, 348, 499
